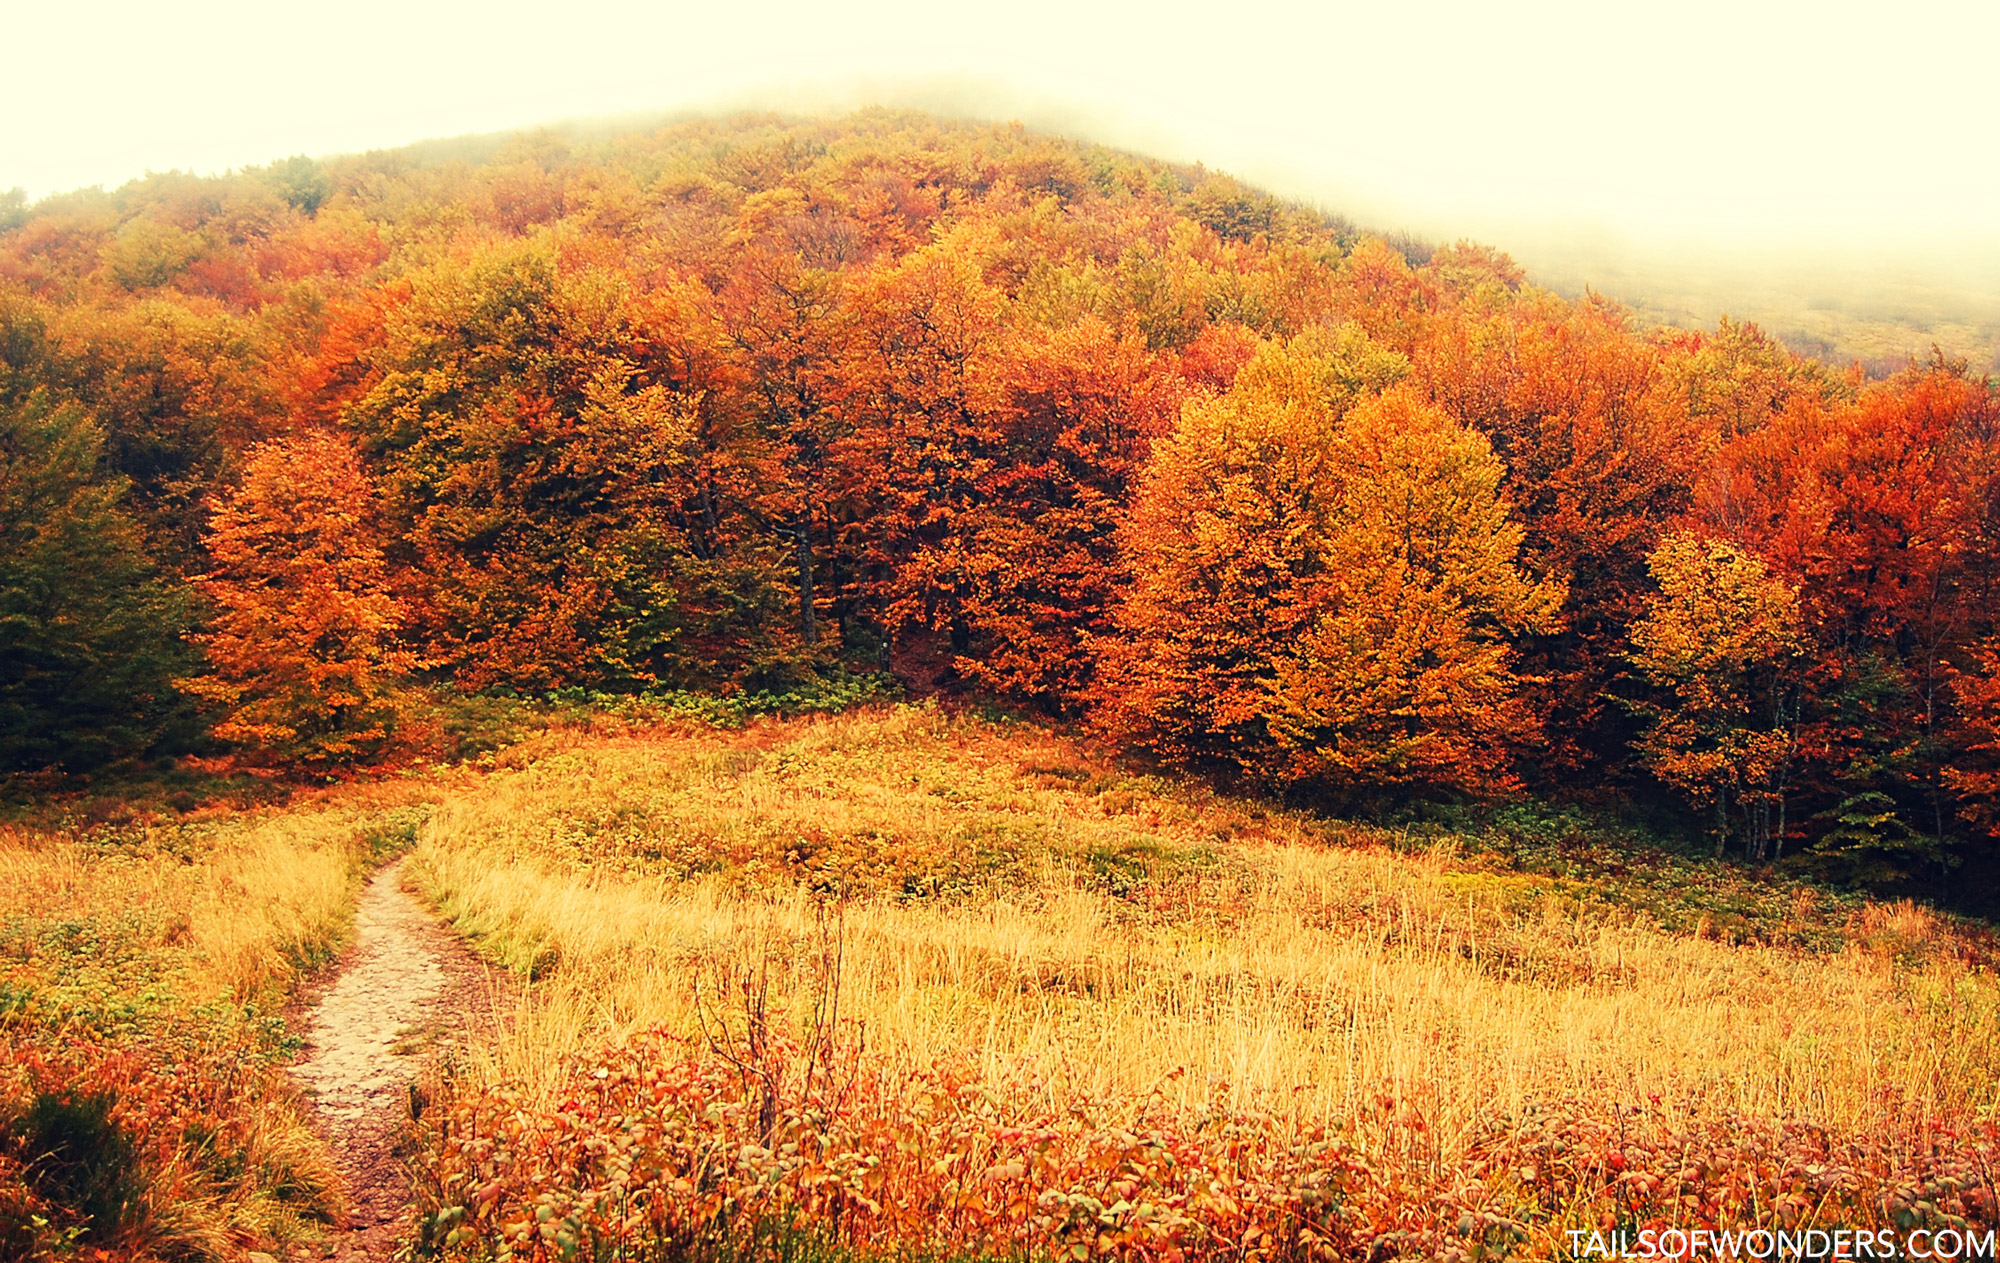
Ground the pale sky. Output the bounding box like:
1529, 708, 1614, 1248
5, 0, 1997, 292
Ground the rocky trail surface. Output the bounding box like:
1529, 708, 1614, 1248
293, 857, 506, 1261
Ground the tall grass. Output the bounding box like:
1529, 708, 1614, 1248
409, 706, 2000, 1193
0, 791, 430, 1259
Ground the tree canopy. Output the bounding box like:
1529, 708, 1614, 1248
1, 110, 1996, 901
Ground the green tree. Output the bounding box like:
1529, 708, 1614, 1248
349, 242, 788, 692
264, 155, 332, 216
0, 391, 190, 772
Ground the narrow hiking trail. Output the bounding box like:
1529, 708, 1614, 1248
294, 857, 505, 1261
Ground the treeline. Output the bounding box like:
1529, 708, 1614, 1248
2, 111, 1996, 897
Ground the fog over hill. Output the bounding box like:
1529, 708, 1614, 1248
814, 82, 2000, 376
6, 0, 1995, 372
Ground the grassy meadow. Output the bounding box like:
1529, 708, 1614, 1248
400, 705, 2000, 1260
1, 703, 1993, 1259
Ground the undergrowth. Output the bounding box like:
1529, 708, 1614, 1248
406, 705, 2000, 1260
0, 794, 434, 1259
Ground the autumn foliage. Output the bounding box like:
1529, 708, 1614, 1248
1625, 535, 1803, 857
1100, 337, 1560, 798
182, 430, 411, 770
1, 110, 1998, 892
415, 1029, 1998, 1263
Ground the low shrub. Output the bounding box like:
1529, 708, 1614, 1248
0, 1023, 339, 1259
416, 1032, 2000, 1262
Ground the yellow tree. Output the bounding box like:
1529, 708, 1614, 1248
1099, 334, 1562, 799
1626, 534, 1803, 858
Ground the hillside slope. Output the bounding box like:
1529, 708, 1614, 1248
3, 108, 1998, 893
3, 704, 1994, 1257
405, 706, 2000, 1257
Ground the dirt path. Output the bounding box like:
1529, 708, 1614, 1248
293, 857, 506, 1262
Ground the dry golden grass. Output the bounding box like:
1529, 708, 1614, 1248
0, 792, 432, 1259
0, 800, 398, 1007
407, 704, 2000, 1182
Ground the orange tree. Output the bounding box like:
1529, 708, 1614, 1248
945, 316, 1182, 712
1409, 263, 1716, 789
1949, 641, 2000, 905
182, 430, 411, 772
1698, 356, 2000, 873
712, 188, 853, 654
833, 225, 1187, 711
1099, 333, 1562, 800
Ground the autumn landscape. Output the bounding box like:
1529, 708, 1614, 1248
2, 110, 1998, 1262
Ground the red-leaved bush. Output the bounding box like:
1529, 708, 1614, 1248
415, 1030, 1998, 1262
0, 1022, 337, 1259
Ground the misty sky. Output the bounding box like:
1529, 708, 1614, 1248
6, 0, 1996, 287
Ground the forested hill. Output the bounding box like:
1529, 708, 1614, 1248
3, 110, 1997, 902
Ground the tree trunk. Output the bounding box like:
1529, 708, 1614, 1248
1714, 787, 1727, 859
796, 508, 816, 646
825, 512, 844, 649
696, 482, 718, 560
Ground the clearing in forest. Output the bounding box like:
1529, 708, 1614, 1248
400, 705, 2000, 1259
2, 706, 1994, 1259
